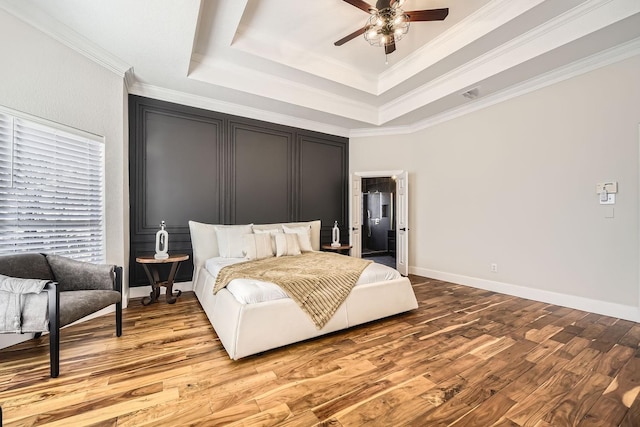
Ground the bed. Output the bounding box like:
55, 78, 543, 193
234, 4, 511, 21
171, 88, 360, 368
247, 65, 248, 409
188, 220, 418, 360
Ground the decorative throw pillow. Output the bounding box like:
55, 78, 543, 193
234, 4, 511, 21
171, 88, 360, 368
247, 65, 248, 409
275, 233, 301, 257
243, 233, 274, 260
214, 224, 253, 258
282, 225, 313, 252
253, 228, 282, 253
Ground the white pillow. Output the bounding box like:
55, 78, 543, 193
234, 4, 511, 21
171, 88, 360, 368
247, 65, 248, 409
253, 228, 282, 253
275, 233, 301, 257
253, 228, 282, 235
282, 225, 313, 252
214, 224, 253, 258
243, 234, 274, 260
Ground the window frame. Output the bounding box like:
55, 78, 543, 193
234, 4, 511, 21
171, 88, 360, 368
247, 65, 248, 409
0, 105, 106, 263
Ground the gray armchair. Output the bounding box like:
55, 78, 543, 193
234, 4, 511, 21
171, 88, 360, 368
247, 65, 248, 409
0, 253, 122, 377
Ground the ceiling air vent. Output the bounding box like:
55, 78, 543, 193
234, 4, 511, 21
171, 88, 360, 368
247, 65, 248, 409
462, 87, 480, 100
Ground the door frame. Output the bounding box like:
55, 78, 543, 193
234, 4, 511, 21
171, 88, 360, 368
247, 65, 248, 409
350, 170, 408, 275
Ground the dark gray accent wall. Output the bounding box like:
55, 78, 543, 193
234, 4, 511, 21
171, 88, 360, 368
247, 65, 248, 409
128, 95, 348, 286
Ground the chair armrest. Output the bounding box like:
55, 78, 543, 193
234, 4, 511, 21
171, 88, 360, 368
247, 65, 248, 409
114, 266, 122, 293
45, 281, 60, 329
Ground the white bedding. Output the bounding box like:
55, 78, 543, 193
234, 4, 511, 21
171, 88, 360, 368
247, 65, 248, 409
205, 255, 401, 304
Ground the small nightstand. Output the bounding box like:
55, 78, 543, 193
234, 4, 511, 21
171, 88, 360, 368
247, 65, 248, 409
321, 244, 352, 255
136, 254, 189, 305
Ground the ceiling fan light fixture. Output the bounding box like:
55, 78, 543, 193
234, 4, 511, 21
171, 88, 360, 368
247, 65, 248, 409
393, 13, 406, 25
335, 0, 448, 55
364, 26, 383, 44
363, 6, 410, 47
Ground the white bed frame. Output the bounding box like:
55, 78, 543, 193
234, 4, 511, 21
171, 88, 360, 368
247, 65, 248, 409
189, 220, 418, 360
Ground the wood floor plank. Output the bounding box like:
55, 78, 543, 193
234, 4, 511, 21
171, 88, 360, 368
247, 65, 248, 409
542, 371, 612, 426
332, 375, 437, 426
578, 356, 640, 426
504, 369, 581, 426
1, 277, 639, 426
451, 392, 516, 427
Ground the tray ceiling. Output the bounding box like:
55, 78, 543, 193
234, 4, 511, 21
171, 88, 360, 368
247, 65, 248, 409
2, 0, 640, 136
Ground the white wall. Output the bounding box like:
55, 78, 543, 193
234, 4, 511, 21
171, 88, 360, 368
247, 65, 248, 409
351, 54, 640, 320
0, 10, 128, 346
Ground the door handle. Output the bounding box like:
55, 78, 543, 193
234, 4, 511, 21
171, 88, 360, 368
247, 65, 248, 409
352, 227, 358, 231
400, 228, 407, 231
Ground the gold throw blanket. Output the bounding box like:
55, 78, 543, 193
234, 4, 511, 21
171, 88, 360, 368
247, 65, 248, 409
214, 252, 372, 329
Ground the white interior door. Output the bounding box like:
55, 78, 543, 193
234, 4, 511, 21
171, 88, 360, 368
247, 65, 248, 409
351, 171, 409, 275
349, 174, 362, 258
395, 171, 409, 276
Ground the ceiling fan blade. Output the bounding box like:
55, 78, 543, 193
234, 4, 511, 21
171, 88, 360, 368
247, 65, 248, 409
405, 8, 449, 22
342, 0, 376, 13
385, 38, 396, 55
334, 27, 367, 46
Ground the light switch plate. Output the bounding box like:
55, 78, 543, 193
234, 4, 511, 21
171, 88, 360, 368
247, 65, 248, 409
596, 182, 618, 194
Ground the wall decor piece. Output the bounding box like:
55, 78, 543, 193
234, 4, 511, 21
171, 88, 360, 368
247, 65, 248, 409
332, 220, 341, 247
154, 221, 169, 259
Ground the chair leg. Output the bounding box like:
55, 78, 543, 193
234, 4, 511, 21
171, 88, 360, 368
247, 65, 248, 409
49, 327, 59, 378
116, 301, 122, 337
115, 266, 123, 337
47, 282, 60, 378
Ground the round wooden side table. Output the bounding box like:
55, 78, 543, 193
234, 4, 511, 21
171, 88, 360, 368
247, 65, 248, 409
321, 244, 352, 255
136, 254, 189, 305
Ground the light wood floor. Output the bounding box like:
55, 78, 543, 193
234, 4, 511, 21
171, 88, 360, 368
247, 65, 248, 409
1, 275, 640, 426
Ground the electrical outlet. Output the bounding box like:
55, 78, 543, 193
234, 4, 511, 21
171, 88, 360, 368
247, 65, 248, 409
600, 193, 615, 205
490, 263, 498, 273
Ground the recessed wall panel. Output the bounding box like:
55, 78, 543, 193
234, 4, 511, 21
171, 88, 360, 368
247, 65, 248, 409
231, 124, 292, 224
300, 136, 346, 229
145, 111, 221, 228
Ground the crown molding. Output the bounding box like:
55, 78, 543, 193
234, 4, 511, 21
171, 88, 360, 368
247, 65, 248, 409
351, 36, 640, 138
128, 82, 351, 137
0, 1, 131, 78
189, 55, 379, 125
378, 0, 546, 93
378, 0, 639, 124
123, 68, 136, 92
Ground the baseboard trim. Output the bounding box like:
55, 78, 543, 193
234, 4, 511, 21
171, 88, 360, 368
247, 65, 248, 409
410, 267, 640, 323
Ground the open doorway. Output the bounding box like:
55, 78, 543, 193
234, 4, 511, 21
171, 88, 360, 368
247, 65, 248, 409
361, 177, 396, 268
350, 170, 408, 275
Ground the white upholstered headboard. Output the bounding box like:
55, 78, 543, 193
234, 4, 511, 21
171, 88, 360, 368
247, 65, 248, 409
188, 220, 322, 274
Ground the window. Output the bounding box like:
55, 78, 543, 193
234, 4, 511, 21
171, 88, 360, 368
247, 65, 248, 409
0, 109, 105, 263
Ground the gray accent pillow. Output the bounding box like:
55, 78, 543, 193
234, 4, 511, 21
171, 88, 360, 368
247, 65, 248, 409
0, 253, 53, 280
46, 255, 114, 291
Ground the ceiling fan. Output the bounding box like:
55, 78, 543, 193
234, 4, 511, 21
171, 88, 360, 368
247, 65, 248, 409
335, 0, 449, 55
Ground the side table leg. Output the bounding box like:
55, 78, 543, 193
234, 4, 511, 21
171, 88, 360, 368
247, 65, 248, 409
165, 261, 183, 304
141, 264, 159, 306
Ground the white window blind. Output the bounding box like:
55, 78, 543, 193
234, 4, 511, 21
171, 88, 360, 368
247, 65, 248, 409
0, 111, 105, 263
